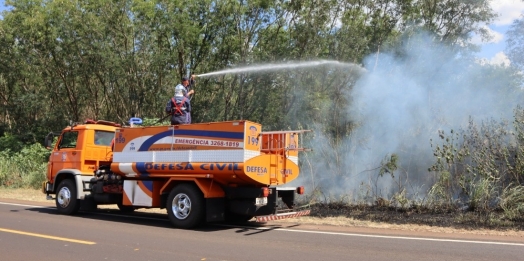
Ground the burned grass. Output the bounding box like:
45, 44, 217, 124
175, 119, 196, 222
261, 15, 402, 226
307, 202, 524, 231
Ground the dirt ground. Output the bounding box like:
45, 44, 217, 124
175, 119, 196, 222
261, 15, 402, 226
1, 188, 523, 237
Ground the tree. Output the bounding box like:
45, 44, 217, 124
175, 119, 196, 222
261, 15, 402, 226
0, 0, 502, 148
506, 17, 524, 72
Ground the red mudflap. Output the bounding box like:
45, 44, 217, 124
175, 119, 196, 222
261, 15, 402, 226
255, 209, 311, 222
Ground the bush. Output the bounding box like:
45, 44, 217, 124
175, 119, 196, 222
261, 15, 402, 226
0, 133, 25, 154
427, 108, 524, 214
500, 185, 524, 221
0, 143, 49, 189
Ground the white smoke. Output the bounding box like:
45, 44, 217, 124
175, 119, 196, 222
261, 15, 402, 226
297, 34, 520, 202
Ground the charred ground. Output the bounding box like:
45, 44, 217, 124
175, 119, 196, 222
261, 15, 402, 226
308, 202, 524, 231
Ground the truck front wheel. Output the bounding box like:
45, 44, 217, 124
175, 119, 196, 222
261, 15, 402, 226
166, 184, 204, 228
56, 179, 80, 215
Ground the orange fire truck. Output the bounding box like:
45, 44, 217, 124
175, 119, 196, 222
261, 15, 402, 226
43, 119, 310, 228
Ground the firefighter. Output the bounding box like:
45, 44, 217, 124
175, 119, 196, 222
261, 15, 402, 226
167, 84, 191, 125
181, 75, 195, 97
181, 75, 195, 123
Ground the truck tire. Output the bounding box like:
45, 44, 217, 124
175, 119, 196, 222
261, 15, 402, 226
56, 179, 80, 215
166, 184, 204, 228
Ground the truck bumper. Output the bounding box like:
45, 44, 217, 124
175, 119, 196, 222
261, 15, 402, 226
227, 186, 308, 218
42, 181, 54, 194
42, 181, 48, 194
42, 181, 55, 200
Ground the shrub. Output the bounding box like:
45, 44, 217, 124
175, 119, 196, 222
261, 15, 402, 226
0, 133, 24, 154
500, 185, 524, 221
0, 143, 49, 189
427, 108, 524, 214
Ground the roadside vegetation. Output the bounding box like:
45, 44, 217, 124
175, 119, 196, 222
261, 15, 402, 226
0, 143, 48, 189
298, 108, 524, 230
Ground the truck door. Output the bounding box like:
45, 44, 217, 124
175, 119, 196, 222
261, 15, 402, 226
49, 131, 81, 181
83, 130, 114, 172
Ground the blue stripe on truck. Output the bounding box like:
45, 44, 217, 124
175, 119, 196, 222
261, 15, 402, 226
138, 130, 244, 151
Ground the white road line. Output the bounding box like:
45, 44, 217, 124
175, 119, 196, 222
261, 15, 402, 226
216, 224, 524, 247
2, 201, 523, 247
0, 202, 52, 208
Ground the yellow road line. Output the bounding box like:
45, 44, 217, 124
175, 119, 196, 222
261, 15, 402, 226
0, 228, 96, 245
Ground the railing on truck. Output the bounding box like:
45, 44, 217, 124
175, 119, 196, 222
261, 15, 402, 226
259, 130, 311, 184
259, 130, 312, 153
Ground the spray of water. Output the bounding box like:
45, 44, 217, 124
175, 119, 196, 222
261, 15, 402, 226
196, 60, 365, 77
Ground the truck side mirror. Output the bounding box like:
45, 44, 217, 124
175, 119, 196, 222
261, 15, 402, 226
44, 132, 54, 149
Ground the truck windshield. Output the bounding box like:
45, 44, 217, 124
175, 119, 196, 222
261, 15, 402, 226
94, 131, 114, 146
59, 131, 78, 149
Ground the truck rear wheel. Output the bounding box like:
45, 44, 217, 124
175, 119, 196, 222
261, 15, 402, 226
56, 179, 80, 215
166, 183, 204, 229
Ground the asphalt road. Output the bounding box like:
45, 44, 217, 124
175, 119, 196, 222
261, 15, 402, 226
0, 199, 522, 261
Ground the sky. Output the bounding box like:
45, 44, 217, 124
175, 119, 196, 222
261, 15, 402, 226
0, 0, 522, 64
475, 0, 524, 66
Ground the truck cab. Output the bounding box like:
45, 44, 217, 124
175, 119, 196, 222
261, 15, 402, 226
43, 120, 119, 213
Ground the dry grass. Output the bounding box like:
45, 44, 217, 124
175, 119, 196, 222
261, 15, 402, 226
278, 216, 524, 237
2, 188, 523, 237
0, 188, 49, 202
299, 203, 524, 234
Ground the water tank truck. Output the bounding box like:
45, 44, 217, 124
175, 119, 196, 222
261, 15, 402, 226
43, 119, 311, 228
